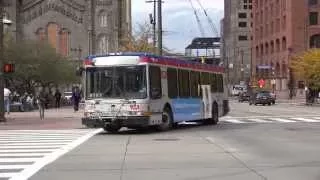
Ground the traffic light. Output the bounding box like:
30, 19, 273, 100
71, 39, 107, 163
3, 64, 14, 73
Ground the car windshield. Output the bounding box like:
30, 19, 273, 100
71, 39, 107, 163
257, 92, 271, 98
85, 66, 147, 99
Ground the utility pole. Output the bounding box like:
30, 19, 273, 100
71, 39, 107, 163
0, 0, 5, 122
90, 0, 96, 55
146, 0, 157, 53
157, 0, 162, 56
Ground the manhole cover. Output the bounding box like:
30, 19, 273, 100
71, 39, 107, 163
153, 138, 180, 141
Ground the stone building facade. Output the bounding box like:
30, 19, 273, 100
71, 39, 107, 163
222, 0, 253, 85
4, 0, 132, 60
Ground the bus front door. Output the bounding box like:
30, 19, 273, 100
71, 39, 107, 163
200, 85, 212, 119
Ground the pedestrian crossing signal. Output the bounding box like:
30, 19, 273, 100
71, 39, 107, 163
4, 64, 14, 73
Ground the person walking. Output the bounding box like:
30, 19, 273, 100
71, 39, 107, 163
37, 90, 46, 120
72, 87, 81, 112
4, 88, 11, 115
54, 89, 62, 108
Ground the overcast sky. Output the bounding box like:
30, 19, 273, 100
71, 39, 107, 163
132, 0, 224, 53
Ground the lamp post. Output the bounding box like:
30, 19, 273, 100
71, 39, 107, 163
0, 0, 13, 122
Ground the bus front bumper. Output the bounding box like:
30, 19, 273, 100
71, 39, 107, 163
82, 116, 150, 128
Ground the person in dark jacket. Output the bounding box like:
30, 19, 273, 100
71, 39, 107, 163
37, 89, 46, 120
54, 89, 62, 108
72, 87, 81, 112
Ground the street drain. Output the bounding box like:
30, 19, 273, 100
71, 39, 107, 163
153, 138, 180, 141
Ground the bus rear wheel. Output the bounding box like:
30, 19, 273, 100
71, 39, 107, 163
156, 108, 173, 131
205, 104, 219, 125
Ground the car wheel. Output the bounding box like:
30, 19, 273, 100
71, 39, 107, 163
268, 103, 271, 106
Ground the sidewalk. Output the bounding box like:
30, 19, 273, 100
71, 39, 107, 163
0, 107, 84, 130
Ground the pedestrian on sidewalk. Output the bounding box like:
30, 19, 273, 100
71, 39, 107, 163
54, 89, 62, 108
4, 88, 11, 115
72, 87, 81, 112
37, 89, 46, 120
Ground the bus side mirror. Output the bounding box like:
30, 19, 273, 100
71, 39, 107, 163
76, 67, 84, 76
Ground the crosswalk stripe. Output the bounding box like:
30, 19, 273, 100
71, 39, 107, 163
290, 117, 320, 122
0, 172, 17, 178
0, 142, 68, 146
0, 153, 49, 157
0, 149, 53, 153
0, 140, 73, 143
264, 118, 296, 122
0, 158, 40, 163
0, 165, 30, 170
223, 119, 246, 123
247, 118, 271, 123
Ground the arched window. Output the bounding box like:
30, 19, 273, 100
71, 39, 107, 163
98, 10, 108, 27
310, 34, 320, 48
271, 41, 274, 54
265, 43, 269, 55
47, 23, 59, 50
276, 39, 280, 52
282, 37, 287, 51
59, 29, 70, 56
98, 35, 109, 54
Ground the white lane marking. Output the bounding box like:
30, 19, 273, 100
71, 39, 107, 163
223, 119, 246, 123
0, 153, 49, 157
0, 165, 31, 169
290, 117, 320, 122
0, 173, 17, 178
0, 137, 75, 140
0, 149, 53, 153
268, 118, 296, 123
247, 118, 271, 123
10, 128, 103, 180
0, 158, 39, 163
313, 117, 320, 120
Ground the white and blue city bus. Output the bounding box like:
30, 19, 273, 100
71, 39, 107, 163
80, 52, 229, 132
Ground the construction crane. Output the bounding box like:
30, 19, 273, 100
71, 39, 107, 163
188, 0, 205, 37
195, 0, 219, 37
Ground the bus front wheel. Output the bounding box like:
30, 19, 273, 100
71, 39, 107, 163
104, 124, 121, 133
156, 108, 173, 131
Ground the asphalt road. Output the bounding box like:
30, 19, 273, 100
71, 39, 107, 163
16, 101, 320, 179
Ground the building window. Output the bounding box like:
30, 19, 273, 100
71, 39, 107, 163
282, 37, 287, 51
309, 12, 318, 25
239, 22, 247, 27
249, 5, 252, 9
238, 35, 248, 41
47, 23, 59, 50
98, 35, 108, 54
310, 34, 320, 48
59, 29, 70, 56
244, 5, 248, 9
239, 13, 247, 18
36, 28, 46, 41
276, 39, 280, 52
309, 0, 318, 6
98, 11, 108, 27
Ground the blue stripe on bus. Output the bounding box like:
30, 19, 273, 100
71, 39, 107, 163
171, 98, 202, 122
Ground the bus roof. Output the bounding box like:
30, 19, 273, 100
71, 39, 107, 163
85, 52, 224, 73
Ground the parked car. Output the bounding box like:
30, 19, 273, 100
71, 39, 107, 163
238, 92, 250, 102
249, 91, 274, 106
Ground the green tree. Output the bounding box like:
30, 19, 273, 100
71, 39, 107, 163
4, 40, 79, 94
291, 49, 320, 90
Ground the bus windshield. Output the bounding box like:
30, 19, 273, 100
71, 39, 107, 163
85, 66, 147, 99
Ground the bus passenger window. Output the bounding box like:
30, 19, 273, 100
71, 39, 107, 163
190, 71, 200, 97
149, 66, 162, 99
178, 70, 190, 98
167, 68, 178, 98
211, 73, 217, 93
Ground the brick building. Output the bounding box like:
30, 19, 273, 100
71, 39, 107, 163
252, 0, 320, 98
3, 0, 132, 60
